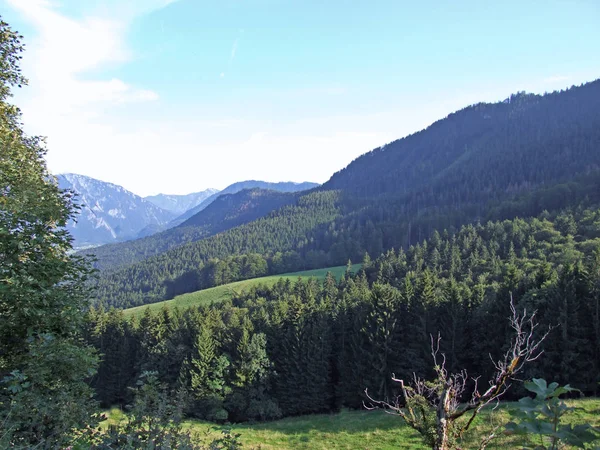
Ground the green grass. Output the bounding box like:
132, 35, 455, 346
123, 264, 360, 317
102, 399, 600, 449
185, 400, 600, 450
189, 409, 426, 450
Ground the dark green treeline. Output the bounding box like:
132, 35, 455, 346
86, 207, 600, 422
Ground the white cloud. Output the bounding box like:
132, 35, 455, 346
4, 0, 169, 194
7, 0, 159, 115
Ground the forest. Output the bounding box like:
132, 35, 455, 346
86, 207, 600, 421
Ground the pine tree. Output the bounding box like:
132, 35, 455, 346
187, 324, 230, 421
361, 283, 401, 400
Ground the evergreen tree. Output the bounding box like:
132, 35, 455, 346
187, 324, 230, 421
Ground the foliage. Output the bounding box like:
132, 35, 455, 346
187, 326, 232, 422
365, 301, 549, 450
1, 335, 99, 448
83, 371, 245, 449
505, 378, 600, 449
0, 16, 99, 449
87, 207, 600, 421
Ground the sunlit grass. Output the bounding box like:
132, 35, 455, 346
123, 264, 360, 317
179, 400, 600, 450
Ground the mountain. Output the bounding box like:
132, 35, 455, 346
57, 174, 175, 249
325, 87, 600, 200
87, 180, 319, 270
88, 188, 301, 271
92, 80, 600, 308
144, 189, 218, 215
179, 188, 297, 228
170, 180, 319, 226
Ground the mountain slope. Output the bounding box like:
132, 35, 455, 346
171, 180, 319, 226
144, 189, 218, 215
92, 80, 600, 308
57, 174, 175, 248
326, 85, 600, 200
179, 188, 296, 228
89, 180, 319, 270
93, 190, 342, 307
89, 188, 301, 271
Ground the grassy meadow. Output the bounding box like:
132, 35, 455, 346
105, 399, 600, 449
123, 264, 360, 317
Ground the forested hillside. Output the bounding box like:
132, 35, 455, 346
326, 84, 600, 198
92, 81, 600, 309
86, 206, 600, 421
4, 4, 599, 447
94, 190, 342, 307
89, 188, 299, 271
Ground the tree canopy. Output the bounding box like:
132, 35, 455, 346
0, 17, 99, 448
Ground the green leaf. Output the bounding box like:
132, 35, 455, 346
524, 378, 551, 399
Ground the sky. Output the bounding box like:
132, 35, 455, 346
1, 0, 599, 196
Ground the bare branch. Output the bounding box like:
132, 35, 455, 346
450, 295, 550, 427
365, 294, 550, 450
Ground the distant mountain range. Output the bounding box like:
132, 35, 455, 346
88, 187, 303, 271
144, 189, 219, 215
171, 180, 319, 226
59, 175, 319, 249
57, 174, 175, 249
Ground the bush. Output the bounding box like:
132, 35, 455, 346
505, 378, 600, 449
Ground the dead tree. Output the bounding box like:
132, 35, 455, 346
365, 299, 550, 450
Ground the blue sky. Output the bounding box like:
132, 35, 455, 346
2, 0, 599, 196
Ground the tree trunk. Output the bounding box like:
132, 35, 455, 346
434, 418, 450, 450
435, 387, 452, 450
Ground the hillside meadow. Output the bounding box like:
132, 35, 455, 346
123, 265, 360, 317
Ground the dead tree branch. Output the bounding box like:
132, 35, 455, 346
364, 295, 550, 450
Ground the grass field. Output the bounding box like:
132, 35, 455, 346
192, 400, 600, 449
123, 264, 360, 317
106, 399, 600, 449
